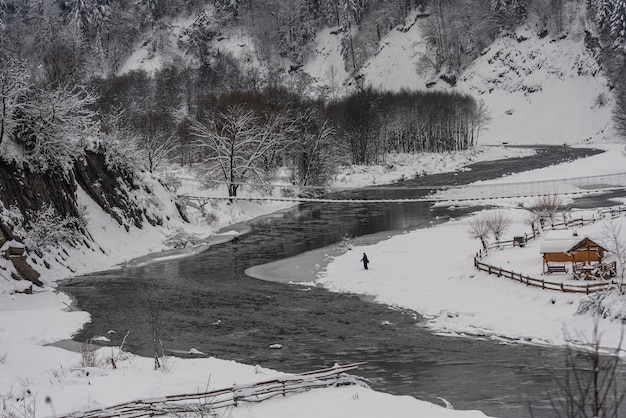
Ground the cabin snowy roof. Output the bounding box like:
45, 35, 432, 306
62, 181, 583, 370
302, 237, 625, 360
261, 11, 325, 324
539, 230, 604, 254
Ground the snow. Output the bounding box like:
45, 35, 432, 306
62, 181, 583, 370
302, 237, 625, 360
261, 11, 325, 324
3, 6, 626, 418
538, 230, 596, 254
357, 16, 430, 92
315, 207, 626, 350
457, 30, 615, 145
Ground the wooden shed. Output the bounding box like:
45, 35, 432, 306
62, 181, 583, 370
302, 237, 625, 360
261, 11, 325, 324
539, 230, 607, 274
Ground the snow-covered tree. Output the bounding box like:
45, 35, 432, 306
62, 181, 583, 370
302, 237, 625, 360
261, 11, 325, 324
594, 0, 615, 31
610, 0, 626, 49
191, 106, 294, 198
344, 0, 368, 25
13, 85, 99, 173
0, 54, 30, 146
490, 0, 529, 30
98, 129, 140, 173
65, 0, 112, 42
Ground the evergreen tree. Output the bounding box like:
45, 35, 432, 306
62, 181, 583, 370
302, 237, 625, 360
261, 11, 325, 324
611, 0, 626, 49
490, 0, 529, 30
594, 0, 614, 31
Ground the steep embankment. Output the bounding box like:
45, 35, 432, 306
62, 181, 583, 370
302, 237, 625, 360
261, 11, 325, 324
0, 151, 181, 291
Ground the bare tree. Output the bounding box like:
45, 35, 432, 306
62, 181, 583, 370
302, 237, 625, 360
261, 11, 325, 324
528, 195, 562, 229
523, 210, 541, 237
138, 131, 178, 173
468, 212, 491, 251
613, 65, 626, 139
190, 105, 294, 198
487, 210, 512, 244
601, 219, 626, 284
470, 99, 491, 145
133, 111, 179, 173
544, 324, 626, 418
290, 116, 347, 188
147, 300, 165, 370
324, 64, 340, 103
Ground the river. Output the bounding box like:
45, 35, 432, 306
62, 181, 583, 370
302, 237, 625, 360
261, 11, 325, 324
60, 145, 625, 417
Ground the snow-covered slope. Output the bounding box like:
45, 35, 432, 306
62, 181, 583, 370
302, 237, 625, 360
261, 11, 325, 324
118, 4, 620, 148
301, 12, 618, 146
457, 27, 614, 145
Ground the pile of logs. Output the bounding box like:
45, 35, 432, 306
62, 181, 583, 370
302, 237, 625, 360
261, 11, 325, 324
63, 362, 369, 418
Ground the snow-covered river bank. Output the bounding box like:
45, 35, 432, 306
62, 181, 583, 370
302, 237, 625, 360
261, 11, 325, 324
59, 145, 625, 418
3, 144, 626, 418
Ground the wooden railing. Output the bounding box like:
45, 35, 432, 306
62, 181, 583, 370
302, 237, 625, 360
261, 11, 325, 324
62, 363, 368, 418
474, 206, 626, 294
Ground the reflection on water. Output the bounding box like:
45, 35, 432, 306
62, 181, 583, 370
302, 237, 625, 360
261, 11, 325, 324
61, 146, 625, 418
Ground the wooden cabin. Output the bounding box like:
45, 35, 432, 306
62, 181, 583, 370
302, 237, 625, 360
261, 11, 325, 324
539, 230, 608, 274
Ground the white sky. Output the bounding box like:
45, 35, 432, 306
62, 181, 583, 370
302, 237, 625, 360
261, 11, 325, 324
2, 7, 626, 418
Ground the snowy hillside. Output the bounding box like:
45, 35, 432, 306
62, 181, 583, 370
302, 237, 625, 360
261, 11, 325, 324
457, 27, 615, 145
134, 5, 618, 147
301, 14, 617, 146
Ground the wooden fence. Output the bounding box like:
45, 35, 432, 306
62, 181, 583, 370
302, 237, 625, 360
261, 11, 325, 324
473, 258, 621, 294
474, 207, 626, 294
62, 362, 368, 418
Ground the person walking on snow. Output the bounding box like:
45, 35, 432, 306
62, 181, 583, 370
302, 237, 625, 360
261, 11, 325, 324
361, 253, 369, 270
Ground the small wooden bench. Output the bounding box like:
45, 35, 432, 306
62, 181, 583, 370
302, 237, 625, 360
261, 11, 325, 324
546, 265, 568, 274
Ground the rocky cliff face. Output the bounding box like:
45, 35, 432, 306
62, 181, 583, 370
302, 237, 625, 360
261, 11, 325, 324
0, 150, 162, 288
0, 159, 79, 220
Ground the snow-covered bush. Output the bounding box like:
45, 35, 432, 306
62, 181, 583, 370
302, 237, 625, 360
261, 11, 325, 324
164, 228, 203, 249
159, 172, 182, 193
0, 384, 38, 418
577, 287, 626, 321
79, 341, 100, 368
201, 206, 218, 224
23, 204, 85, 252
0, 203, 24, 231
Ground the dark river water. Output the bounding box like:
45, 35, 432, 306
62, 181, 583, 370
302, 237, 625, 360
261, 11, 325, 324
60, 146, 626, 417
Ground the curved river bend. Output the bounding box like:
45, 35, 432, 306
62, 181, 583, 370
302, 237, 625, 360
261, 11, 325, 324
61, 146, 625, 417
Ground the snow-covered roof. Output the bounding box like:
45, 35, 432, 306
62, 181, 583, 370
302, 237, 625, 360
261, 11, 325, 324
539, 230, 594, 254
